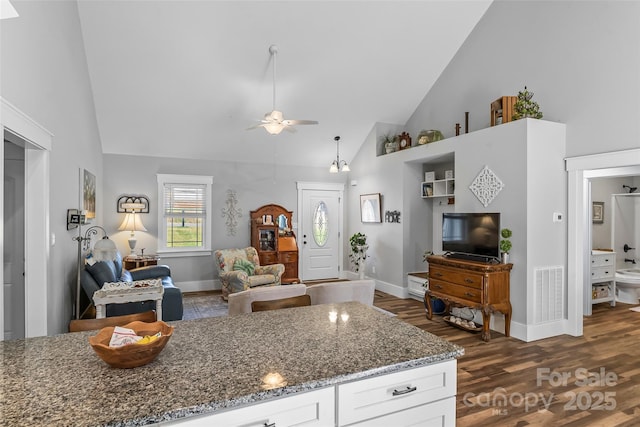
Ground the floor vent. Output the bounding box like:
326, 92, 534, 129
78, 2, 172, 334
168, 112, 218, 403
533, 266, 564, 323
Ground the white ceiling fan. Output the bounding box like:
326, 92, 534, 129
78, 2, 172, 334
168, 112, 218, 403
248, 45, 319, 135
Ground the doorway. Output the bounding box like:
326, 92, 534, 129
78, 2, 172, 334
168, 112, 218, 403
3, 140, 25, 339
1, 98, 52, 340
566, 148, 640, 336
297, 182, 345, 281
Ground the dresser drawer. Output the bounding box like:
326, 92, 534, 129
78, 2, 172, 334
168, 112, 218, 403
591, 254, 614, 267
430, 266, 483, 289
279, 251, 297, 263
338, 360, 457, 426
592, 267, 614, 280
430, 279, 482, 303
260, 252, 278, 264
348, 396, 456, 427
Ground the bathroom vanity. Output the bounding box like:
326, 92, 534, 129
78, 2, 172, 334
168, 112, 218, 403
0, 302, 463, 426
590, 250, 616, 307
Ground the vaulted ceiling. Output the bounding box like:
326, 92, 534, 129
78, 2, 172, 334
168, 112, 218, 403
77, 1, 492, 168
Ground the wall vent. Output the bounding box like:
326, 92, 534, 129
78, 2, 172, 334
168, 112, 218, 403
533, 266, 565, 324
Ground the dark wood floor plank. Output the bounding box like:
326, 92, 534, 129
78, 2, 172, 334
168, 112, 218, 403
372, 292, 640, 426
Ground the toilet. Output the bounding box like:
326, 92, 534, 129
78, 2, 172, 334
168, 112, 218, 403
616, 268, 640, 304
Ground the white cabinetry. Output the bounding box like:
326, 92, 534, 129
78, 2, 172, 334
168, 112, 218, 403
407, 272, 429, 300
591, 250, 616, 307
163, 360, 457, 427
338, 360, 457, 426
164, 387, 334, 426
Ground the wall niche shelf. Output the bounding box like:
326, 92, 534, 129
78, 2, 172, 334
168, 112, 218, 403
421, 171, 454, 199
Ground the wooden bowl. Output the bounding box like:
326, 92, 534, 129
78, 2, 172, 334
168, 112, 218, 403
88, 320, 174, 369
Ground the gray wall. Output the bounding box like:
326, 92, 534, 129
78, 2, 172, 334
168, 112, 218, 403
1, 0, 104, 335
103, 154, 344, 288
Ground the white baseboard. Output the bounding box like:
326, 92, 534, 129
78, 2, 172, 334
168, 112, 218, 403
343, 272, 408, 299
176, 279, 219, 293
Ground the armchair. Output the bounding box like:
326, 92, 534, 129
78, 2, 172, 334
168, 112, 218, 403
80, 252, 183, 321
214, 247, 285, 299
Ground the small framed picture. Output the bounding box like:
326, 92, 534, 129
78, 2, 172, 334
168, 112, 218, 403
360, 193, 382, 223
592, 201, 604, 224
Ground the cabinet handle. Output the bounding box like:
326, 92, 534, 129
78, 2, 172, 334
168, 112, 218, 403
392, 386, 417, 396
434, 284, 443, 290
434, 272, 443, 277
264, 423, 276, 427
464, 278, 474, 283
464, 292, 476, 297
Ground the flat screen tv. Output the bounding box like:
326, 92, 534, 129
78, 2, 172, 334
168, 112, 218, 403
442, 212, 500, 260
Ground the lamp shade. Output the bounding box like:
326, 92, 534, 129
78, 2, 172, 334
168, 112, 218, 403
93, 236, 118, 261
118, 213, 147, 233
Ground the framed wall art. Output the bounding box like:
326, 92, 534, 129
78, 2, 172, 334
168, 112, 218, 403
80, 168, 96, 222
360, 193, 382, 223
592, 201, 604, 224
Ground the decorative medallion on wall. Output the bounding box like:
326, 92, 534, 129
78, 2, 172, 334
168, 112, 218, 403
469, 165, 504, 207
221, 189, 242, 236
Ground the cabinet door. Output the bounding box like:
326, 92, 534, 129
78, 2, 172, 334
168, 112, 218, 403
164, 387, 334, 426
338, 360, 456, 426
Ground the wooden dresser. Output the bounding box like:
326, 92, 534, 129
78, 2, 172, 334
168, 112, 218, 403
425, 255, 512, 341
250, 204, 299, 284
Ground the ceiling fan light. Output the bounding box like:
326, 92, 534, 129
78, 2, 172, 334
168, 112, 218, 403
329, 161, 339, 173
264, 123, 285, 135
341, 163, 350, 172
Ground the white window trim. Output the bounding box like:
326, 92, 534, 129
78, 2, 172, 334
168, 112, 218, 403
157, 174, 213, 256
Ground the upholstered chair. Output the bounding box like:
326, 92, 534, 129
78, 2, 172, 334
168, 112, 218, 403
214, 247, 285, 299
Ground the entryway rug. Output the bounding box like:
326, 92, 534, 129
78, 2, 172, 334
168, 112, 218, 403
182, 291, 228, 320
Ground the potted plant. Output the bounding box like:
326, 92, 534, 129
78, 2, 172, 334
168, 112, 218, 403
513, 86, 543, 120
500, 228, 513, 264
349, 232, 368, 279
381, 134, 398, 154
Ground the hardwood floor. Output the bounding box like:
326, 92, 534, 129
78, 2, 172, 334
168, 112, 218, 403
373, 291, 640, 427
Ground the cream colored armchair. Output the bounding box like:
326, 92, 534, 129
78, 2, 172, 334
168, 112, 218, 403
214, 247, 285, 299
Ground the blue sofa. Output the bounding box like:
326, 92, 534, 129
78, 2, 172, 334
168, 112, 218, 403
80, 252, 183, 321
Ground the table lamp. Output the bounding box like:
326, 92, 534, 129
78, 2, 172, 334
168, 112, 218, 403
119, 212, 147, 255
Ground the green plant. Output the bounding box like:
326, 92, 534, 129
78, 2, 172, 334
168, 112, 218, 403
513, 86, 543, 120
349, 232, 368, 272
380, 134, 397, 145
500, 228, 512, 254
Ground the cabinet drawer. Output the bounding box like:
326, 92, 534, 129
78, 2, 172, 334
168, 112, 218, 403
430, 279, 482, 303
165, 387, 334, 426
279, 251, 297, 263
348, 396, 456, 427
592, 267, 614, 280
430, 267, 483, 289
591, 254, 614, 267
260, 253, 278, 264
338, 360, 456, 426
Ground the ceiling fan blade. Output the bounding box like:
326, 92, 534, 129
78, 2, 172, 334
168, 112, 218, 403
246, 123, 266, 130
282, 119, 319, 126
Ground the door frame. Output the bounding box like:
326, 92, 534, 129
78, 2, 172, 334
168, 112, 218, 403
296, 181, 345, 281
566, 148, 640, 337
1, 97, 52, 339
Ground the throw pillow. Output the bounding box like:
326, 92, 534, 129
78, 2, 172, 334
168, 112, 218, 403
233, 258, 255, 276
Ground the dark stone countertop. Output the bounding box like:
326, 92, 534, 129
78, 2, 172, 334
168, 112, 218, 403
0, 302, 463, 426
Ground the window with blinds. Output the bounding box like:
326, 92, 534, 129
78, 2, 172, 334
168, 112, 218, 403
157, 174, 213, 254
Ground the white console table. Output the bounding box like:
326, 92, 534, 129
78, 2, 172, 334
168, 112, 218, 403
93, 279, 163, 319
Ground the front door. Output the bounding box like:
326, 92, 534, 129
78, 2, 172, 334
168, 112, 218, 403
298, 183, 344, 281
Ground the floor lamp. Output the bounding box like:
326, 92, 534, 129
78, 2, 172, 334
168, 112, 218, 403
72, 225, 117, 319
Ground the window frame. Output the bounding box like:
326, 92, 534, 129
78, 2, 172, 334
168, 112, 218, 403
156, 174, 213, 257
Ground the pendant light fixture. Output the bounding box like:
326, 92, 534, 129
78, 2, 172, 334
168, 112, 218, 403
329, 136, 350, 173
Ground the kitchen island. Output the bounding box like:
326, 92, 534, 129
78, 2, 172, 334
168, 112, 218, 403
0, 302, 463, 426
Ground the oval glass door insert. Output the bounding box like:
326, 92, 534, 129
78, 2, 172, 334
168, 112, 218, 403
312, 201, 329, 247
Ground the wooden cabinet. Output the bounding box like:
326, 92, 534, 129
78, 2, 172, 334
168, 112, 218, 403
251, 204, 299, 284
591, 250, 616, 306
425, 255, 512, 342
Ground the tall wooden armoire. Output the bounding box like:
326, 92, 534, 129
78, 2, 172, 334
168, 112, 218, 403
250, 204, 299, 284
